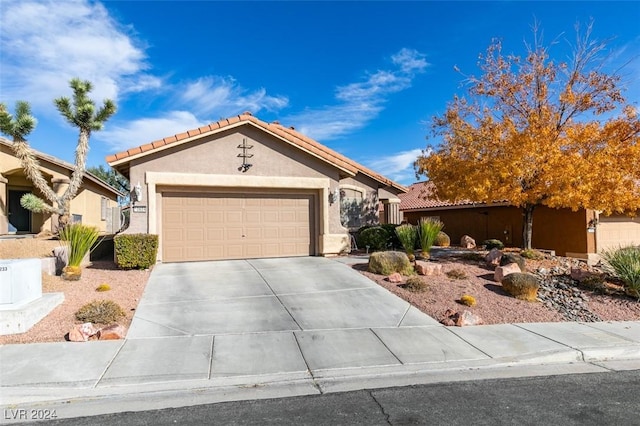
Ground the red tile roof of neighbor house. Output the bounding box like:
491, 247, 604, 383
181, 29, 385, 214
0, 137, 124, 197
399, 182, 481, 210
106, 112, 408, 192
106, 112, 408, 191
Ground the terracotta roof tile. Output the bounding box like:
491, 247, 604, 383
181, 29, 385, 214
400, 182, 476, 210
187, 129, 201, 137
198, 125, 212, 133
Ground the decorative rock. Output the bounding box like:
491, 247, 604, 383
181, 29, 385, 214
501, 273, 540, 302
387, 272, 403, 283
440, 308, 484, 326
500, 253, 526, 270
98, 324, 127, 340
485, 248, 503, 267
494, 262, 521, 282
68, 322, 98, 342
570, 268, 600, 283
456, 310, 484, 326
52, 246, 69, 275
415, 261, 442, 276
460, 235, 476, 249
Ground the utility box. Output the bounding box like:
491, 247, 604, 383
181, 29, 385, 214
0, 258, 42, 307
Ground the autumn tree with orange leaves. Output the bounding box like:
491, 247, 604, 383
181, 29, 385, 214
415, 23, 640, 250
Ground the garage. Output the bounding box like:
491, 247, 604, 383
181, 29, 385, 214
162, 191, 315, 262
597, 214, 640, 253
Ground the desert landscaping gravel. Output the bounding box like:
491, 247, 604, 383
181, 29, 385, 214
1, 238, 639, 345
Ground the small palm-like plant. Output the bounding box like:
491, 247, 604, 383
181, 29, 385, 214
395, 224, 418, 257
59, 224, 101, 267
418, 218, 444, 255
601, 246, 640, 297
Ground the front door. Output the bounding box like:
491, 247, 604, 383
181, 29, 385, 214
8, 190, 31, 232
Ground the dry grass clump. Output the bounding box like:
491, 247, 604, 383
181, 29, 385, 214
446, 268, 468, 280
402, 276, 428, 292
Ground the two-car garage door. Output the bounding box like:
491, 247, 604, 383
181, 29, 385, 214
162, 192, 315, 262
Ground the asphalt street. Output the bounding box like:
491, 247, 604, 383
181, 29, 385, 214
22, 370, 640, 426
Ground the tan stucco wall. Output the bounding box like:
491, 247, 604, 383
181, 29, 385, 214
1, 145, 119, 234
403, 205, 590, 257
126, 126, 357, 258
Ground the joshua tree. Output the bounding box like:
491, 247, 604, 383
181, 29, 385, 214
0, 78, 116, 229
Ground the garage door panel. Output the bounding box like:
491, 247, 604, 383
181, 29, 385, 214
597, 216, 640, 252
162, 192, 313, 262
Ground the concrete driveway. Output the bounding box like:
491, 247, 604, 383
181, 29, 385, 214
128, 256, 439, 338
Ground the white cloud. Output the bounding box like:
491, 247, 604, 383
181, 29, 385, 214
97, 111, 203, 152
178, 76, 288, 116
0, 0, 156, 110
285, 48, 429, 141
364, 148, 424, 185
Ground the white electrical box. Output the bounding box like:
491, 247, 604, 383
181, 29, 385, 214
0, 258, 42, 307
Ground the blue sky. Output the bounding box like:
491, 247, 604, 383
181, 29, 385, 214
1, 1, 638, 186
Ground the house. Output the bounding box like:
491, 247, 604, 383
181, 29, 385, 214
106, 112, 406, 263
0, 137, 123, 235
400, 182, 640, 262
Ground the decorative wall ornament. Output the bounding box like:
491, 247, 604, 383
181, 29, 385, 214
237, 138, 253, 172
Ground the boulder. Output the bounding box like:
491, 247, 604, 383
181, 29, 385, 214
501, 273, 540, 302
440, 308, 484, 326
500, 253, 526, 270
485, 248, 503, 267
68, 322, 98, 342
386, 272, 404, 283
52, 246, 69, 275
368, 251, 413, 275
494, 262, 521, 282
570, 268, 603, 283
460, 235, 476, 249
98, 324, 127, 340
415, 260, 443, 276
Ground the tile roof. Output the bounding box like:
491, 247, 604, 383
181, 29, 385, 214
399, 182, 478, 210
106, 112, 407, 192
0, 137, 124, 197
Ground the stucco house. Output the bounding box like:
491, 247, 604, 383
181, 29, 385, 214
106, 112, 406, 263
400, 182, 640, 262
1, 137, 122, 235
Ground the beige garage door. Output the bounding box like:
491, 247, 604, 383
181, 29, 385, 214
162, 192, 314, 262
597, 215, 640, 252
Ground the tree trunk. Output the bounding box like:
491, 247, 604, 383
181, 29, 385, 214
522, 204, 535, 250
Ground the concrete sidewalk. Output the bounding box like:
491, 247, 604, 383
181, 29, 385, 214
1, 257, 640, 422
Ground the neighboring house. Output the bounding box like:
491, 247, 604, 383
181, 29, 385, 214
400, 182, 640, 262
106, 112, 406, 263
0, 137, 123, 235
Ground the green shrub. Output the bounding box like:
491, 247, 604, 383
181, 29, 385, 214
75, 300, 125, 324
395, 224, 418, 256
418, 218, 444, 254
500, 253, 526, 270
380, 224, 401, 249
601, 246, 640, 297
482, 239, 505, 250
367, 251, 414, 275
434, 231, 451, 247
403, 276, 427, 292
357, 226, 390, 251
520, 249, 544, 260
59, 224, 101, 267
114, 233, 158, 269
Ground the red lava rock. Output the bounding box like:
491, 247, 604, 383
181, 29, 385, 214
98, 324, 127, 340
440, 308, 484, 326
